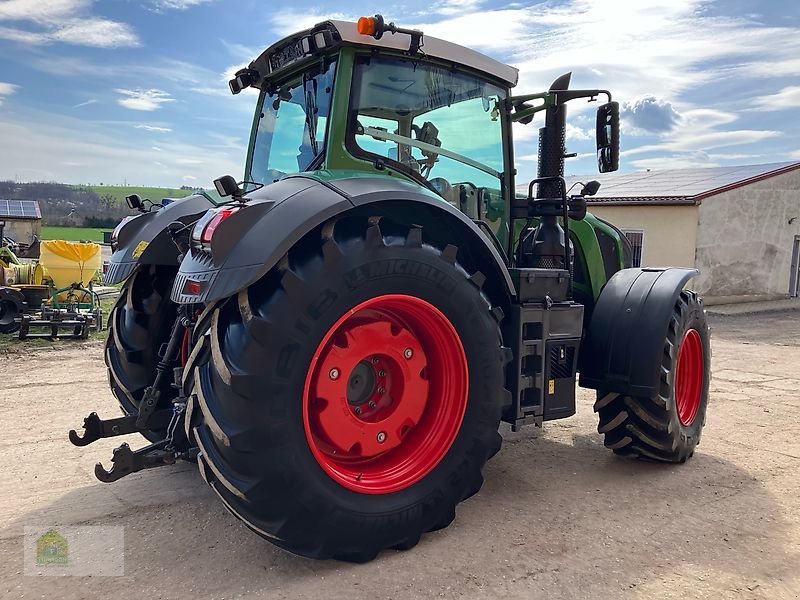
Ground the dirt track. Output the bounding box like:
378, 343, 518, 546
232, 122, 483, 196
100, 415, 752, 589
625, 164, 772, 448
1, 311, 798, 599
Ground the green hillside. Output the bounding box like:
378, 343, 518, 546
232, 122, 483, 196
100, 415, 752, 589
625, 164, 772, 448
40, 226, 107, 242
77, 185, 195, 204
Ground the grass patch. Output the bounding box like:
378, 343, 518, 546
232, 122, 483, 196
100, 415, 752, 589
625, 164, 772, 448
40, 226, 108, 242
80, 185, 194, 204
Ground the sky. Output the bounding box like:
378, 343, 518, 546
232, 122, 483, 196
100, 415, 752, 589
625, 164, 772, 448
0, 0, 798, 187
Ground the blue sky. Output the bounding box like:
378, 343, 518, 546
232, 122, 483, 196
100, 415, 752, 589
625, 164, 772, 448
0, 0, 798, 187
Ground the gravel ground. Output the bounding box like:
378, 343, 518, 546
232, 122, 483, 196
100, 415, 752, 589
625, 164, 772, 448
0, 311, 798, 599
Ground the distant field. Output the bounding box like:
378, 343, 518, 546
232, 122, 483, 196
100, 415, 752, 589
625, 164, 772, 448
41, 226, 107, 242
77, 185, 195, 204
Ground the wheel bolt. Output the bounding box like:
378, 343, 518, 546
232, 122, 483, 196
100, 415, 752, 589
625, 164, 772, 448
368, 401, 376, 408
377, 387, 385, 394
372, 357, 380, 364
404, 348, 413, 359
378, 370, 385, 377
354, 406, 361, 415
377, 431, 386, 443
329, 368, 339, 380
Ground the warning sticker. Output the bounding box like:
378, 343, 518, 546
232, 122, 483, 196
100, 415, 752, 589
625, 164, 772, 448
132, 240, 149, 258
548, 379, 555, 395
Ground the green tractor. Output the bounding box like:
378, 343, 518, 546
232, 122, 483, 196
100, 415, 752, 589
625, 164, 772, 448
72, 15, 711, 561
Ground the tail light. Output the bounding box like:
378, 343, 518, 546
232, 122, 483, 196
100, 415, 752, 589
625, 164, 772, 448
192, 206, 242, 250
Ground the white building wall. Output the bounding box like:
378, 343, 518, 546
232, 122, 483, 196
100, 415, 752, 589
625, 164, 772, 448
695, 168, 800, 300
587, 204, 698, 268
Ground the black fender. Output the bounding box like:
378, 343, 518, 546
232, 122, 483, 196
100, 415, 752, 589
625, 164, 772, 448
578, 267, 699, 398
105, 193, 217, 284
171, 175, 515, 304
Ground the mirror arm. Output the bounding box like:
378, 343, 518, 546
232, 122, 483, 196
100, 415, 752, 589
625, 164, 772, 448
552, 89, 612, 104
506, 92, 553, 123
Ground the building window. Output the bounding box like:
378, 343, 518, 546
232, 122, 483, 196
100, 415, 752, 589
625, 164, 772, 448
621, 229, 644, 267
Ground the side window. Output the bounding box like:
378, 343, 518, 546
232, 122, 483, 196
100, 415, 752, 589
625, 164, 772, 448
255, 101, 309, 176
409, 97, 503, 189
355, 115, 399, 160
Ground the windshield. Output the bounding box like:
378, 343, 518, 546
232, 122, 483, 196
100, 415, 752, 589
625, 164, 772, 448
349, 55, 506, 196
247, 59, 336, 184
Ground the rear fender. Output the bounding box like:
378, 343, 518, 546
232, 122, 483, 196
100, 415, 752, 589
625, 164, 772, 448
578, 267, 699, 397
171, 175, 515, 304
105, 194, 217, 284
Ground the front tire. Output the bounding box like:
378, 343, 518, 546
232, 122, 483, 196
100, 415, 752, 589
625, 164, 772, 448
187, 217, 510, 560
594, 290, 711, 462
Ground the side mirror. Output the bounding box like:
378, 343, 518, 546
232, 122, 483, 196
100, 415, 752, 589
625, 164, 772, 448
213, 175, 242, 198
229, 68, 258, 95
125, 194, 143, 210
596, 101, 619, 173
581, 180, 601, 196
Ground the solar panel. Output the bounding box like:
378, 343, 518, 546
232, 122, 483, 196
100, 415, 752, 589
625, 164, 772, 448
0, 199, 41, 219
552, 161, 799, 199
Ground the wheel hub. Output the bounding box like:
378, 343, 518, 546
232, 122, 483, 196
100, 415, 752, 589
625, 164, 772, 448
303, 294, 468, 494
346, 360, 378, 407
675, 328, 703, 427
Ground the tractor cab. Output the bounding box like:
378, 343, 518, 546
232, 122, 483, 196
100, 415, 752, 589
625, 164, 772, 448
235, 18, 517, 215
232, 16, 619, 257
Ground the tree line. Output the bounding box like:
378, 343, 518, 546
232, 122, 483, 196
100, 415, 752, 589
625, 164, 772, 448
0, 181, 134, 228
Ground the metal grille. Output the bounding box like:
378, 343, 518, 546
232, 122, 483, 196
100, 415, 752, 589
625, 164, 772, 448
531, 255, 564, 269
550, 345, 576, 380
622, 229, 644, 267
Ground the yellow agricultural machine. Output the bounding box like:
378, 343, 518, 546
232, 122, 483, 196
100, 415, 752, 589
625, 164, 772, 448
0, 240, 103, 339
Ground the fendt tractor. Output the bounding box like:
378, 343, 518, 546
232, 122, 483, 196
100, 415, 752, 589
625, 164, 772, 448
71, 16, 711, 561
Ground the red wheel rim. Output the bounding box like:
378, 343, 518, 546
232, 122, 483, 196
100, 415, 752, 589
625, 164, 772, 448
675, 328, 703, 426
302, 294, 468, 494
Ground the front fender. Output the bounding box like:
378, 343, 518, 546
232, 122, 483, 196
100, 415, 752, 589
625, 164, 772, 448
171, 174, 515, 304
105, 194, 217, 284
578, 267, 698, 397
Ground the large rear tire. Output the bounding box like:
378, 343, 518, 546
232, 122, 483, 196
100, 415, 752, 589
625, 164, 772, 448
186, 217, 510, 561
105, 264, 179, 443
594, 290, 711, 462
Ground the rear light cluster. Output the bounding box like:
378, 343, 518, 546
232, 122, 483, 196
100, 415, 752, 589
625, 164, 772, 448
191, 206, 242, 251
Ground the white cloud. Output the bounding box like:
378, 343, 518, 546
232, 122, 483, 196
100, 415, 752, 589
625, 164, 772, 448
149, 0, 215, 11
621, 96, 682, 134
566, 123, 592, 141
789, 149, 800, 160
135, 124, 173, 133
0, 82, 18, 106
0, 114, 243, 186
116, 89, 175, 111
752, 86, 800, 111
72, 99, 97, 109
0, 0, 138, 47
430, 0, 484, 16
269, 10, 353, 36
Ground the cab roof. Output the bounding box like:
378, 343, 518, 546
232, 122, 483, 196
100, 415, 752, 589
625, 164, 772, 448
250, 19, 519, 88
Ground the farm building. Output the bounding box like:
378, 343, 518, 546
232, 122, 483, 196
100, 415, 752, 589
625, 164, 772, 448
0, 199, 41, 246
557, 162, 800, 303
